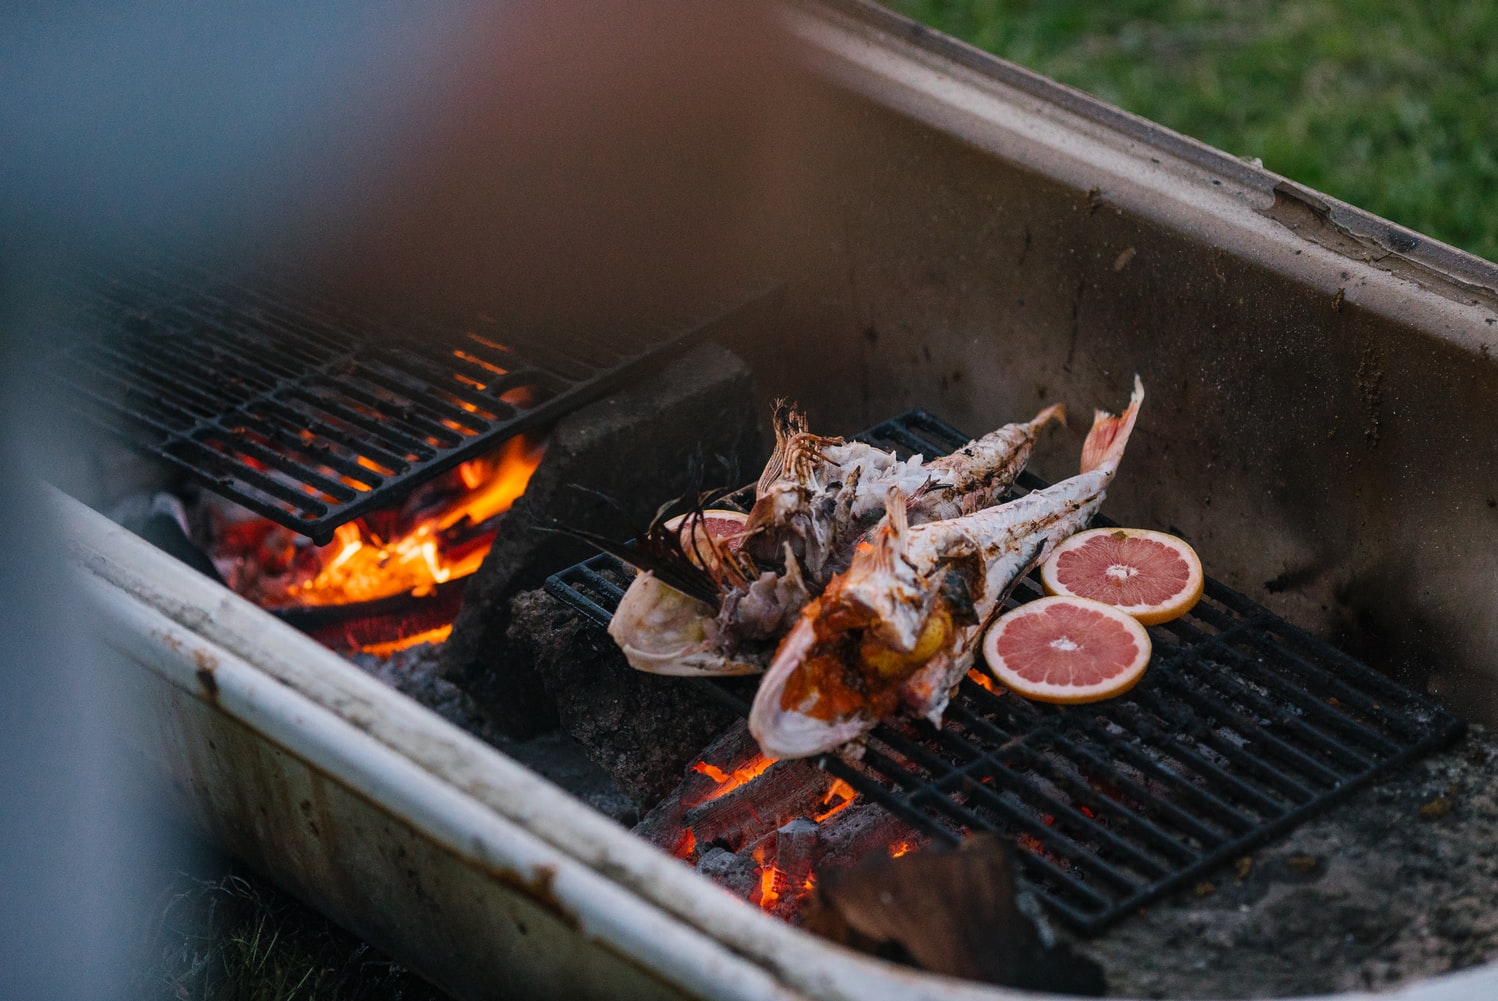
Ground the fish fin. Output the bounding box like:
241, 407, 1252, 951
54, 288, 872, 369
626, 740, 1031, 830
1032, 401, 1067, 431
555, 486, 749, 606
874, 487, 911, 571
1079, 375, 1144, 475
561, 523, 722, 606
757, 399, 804, 495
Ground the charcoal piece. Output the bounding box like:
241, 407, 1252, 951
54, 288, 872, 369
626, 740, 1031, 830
810, 803, 931, 871
768, 817, 822, 920
633, 720, 767, 850
505, 587, 740, 806
802, 833, 1105, 995
633, 781, 706, 854
683, 760, 832, 852
696, 846, 760, 901
441, 341, 764, 737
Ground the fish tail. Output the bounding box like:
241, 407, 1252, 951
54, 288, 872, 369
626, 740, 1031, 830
1080, 375, 1144, 475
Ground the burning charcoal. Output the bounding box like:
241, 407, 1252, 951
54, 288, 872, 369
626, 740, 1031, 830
808, 802, 932, 872
695, 846, 760, 901
802, 833, 1105, 995
766, 817, 822, 921
683, 760, 833, 853
676, 721, 773, 813
442, 342, 764, 738
633, 807, 698, 858
633, 721, 769, 851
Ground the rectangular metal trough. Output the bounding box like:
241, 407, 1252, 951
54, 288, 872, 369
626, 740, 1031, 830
57, 1, 1498, 998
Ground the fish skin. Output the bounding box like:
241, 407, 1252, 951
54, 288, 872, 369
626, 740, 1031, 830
741, 403, 1066, 586
749, 378, 1143, 759
914, 402, 1065, 521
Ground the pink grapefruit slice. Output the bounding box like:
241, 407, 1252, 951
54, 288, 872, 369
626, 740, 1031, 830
1039, 527, 1204, 626
981, 596, 1152, 704
664, 509, 748, 569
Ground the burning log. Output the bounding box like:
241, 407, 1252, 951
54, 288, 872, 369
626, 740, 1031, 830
636, 716, 936, 923
683, 759, 833, 853
633, 720, 769, 850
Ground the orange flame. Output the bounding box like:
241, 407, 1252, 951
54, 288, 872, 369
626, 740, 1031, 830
812, 778, 857, 823
750, 848, 817, 912
967, 667, 1003, 696
287, 434, 544, 606
358, 625, 454, 657
751, 843, 782, 910
691, 753, 776, 804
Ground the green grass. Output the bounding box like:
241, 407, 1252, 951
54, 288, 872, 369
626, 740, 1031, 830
135, 866, 451, 1001
887, 0, 1498, 264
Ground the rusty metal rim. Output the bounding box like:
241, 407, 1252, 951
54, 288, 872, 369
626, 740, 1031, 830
75, 547, 800, 1001
795, 0, 1498, 296
61, 488, 1063, 1001
59, 479, 1498, 1000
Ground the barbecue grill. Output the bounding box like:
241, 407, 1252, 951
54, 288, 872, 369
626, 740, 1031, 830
547, 409, 1464, 934
46, 0, 1498, 998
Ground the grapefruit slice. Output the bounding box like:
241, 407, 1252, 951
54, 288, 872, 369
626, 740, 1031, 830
664, 509, 748, 569
981, 596, 1152, 704
1039, 527, 1204, 626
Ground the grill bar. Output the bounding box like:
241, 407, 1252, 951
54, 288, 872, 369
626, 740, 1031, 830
543, 409, 1464, 933
48, 255, 778, 544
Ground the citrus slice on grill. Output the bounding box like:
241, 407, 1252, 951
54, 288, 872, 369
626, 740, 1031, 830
1039, 527, 1204, 626
981, 596, 1152, 704
664, 509, 748, 569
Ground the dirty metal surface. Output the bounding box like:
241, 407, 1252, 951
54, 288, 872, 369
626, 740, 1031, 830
546, 408, 1466, 934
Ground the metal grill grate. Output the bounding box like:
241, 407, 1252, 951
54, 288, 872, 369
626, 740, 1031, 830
546, 409, 1465, 934
46, 255, 777, 543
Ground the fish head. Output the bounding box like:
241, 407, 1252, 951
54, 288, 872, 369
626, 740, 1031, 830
746, 572, 956, 758
607, 573, 761, 676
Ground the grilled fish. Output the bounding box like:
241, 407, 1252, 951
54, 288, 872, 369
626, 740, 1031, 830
749, 378, 1143, 758
607, 401, 1065, 677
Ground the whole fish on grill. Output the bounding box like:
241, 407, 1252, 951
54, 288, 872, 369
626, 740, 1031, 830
749, 378, 1143, 759
605, 401, 1065, 677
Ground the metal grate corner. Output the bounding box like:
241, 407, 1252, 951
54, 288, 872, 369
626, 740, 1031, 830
46, 254, 778, 544
545, 408, 1465, 934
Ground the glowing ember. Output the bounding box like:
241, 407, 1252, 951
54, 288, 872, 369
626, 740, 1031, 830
288, 434, 544, 606
691, 754, 776, 803
812, 779, 857, 823
358, 625, 454, 657
674, 751, 863, 916
214, 433, 545, 612
967, 667, 1004, 696
753, 845, 781, 909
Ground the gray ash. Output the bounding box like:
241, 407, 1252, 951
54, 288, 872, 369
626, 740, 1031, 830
1067, 724, 1498, 998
